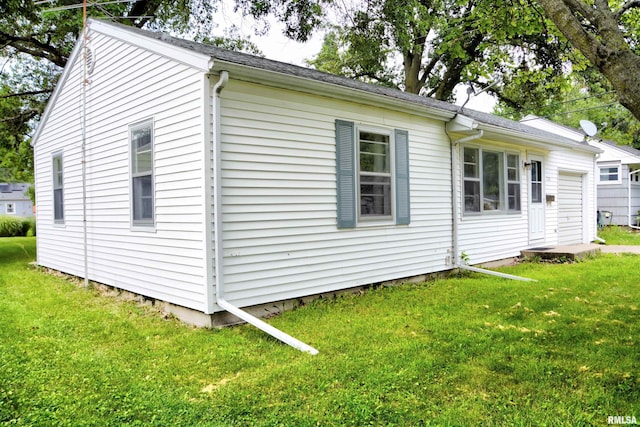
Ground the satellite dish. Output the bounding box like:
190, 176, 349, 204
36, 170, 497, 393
580, 120, 598, 137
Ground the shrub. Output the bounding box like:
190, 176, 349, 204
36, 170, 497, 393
0, 215, 26, 237
21, 217, 36, 237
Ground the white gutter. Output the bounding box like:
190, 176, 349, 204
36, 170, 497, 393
447, 126, 537, 283
210, 70, 318, 355
629, 169, 640, 230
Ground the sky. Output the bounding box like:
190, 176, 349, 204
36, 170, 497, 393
211, 1, 497, 113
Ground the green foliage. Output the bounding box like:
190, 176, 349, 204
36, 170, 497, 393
0, 215, 26, 237
497, 67, 640, 147
1, 237, 638, 425
306, 0, 572, 105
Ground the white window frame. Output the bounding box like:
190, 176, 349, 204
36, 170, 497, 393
129, 118, 155, 228
356, 125, 395, 223
52, 152, 64, 224
630, 168, 640, 185
6, 203, 15, 214
598, 162, 621, 185
462, 146, 521, 215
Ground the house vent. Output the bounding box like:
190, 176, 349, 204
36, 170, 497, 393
85, 47, 95, 75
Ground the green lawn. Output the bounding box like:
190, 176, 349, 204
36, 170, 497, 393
1, 237, 638, 426
598, 225, 640, 245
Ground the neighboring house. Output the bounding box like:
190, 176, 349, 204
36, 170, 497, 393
523, 115, 640, 226
0, 183, 34, 217
32, 19, 600, 333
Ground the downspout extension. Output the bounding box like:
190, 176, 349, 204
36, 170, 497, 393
211, 70, 318, 355
447, 128, 537, 283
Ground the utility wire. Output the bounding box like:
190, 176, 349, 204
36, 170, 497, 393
40, 0, 137, 12
543, 102, 620, 118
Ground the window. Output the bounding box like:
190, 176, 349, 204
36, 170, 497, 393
507, 154, 521, 210
52, 153, 64, 223
359, 130, 392, 218
463, 147, 520, 214
598, 162, 621, 184
130, 119, 154, 225
335, 120, 409, 227
530, 160, 542, 203
6, 203, 15, 214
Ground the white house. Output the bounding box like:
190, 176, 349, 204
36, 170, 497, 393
523, 115, 640, 227
0, 183, 33, 217
32, 20, 600, 352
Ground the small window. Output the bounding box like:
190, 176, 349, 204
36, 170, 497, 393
130, 119, 154, 226
53, 153, 64, 223
599, 163, 621, 184
6, 203, 15, 214
463, 147, 520, 214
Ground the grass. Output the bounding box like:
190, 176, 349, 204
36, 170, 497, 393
1, 237, 639, 426
598, 225, 640, 245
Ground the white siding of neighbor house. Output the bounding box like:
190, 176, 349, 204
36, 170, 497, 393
597, 164, 640, 225
35, 32, 209, 311
218, 80, 454, 308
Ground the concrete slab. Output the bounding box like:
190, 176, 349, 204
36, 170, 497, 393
600, 245, 640, 254
521, 243, 602, 260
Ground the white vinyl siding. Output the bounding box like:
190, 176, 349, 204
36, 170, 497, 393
219, 80, 450, 308
33, 31, 208, 311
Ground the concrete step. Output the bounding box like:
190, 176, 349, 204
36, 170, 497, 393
521, 243, 602, 260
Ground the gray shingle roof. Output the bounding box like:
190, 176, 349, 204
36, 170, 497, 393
601, 139, 640, 157
95, 19, 591, 150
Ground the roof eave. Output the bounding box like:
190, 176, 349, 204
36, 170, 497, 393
208, 62, 457, 122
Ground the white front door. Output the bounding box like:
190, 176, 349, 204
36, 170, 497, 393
529, 157, 545, 242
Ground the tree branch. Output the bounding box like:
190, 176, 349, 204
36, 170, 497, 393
0, 90, 52, 99
0, 109, 39, 124
0, 31, 67, 67
615, 0, 640, 19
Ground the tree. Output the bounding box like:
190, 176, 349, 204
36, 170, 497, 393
534, 0, 640, 121
497, 66, 640, 147
307, 0, 573, 104
0, 0, 264, 182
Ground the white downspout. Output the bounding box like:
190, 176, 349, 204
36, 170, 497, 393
450, 130, 483, 268
629, 169, 640, 230
448, 128, 537, 282
211, 71, 318, 355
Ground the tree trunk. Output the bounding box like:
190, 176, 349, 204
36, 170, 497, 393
535, 0, 640, 121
